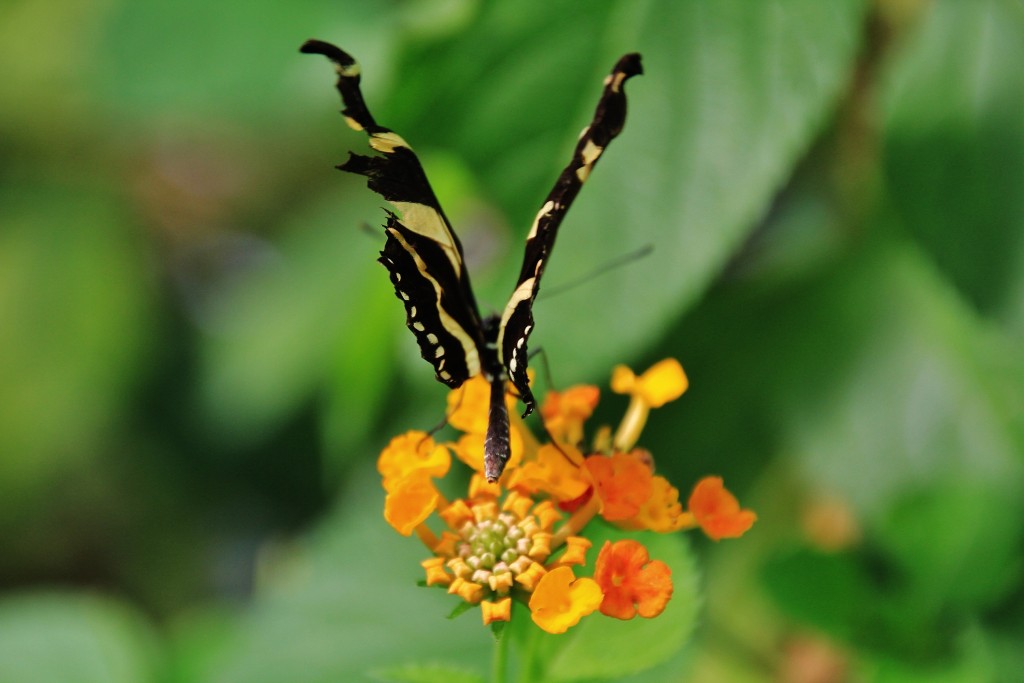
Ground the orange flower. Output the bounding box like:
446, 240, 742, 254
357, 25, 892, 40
378, 431, 451, 490
593, 540, 673, 619
373, 356, 753, 634
528, 566, 603, 634
620, 474, 686, 533
584, 452, 653, 521
383, 474, 442, 536
542, 385, 600, 446
507, 443, 588, 501
685, 476, 757, 540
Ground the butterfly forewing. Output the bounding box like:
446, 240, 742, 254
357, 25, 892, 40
300, 39, 487, 386
497, 53, 644, 416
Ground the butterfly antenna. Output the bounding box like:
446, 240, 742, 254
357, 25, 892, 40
540, 243, 654, 300
422, 387, 464, 439
526, 346, 558, 398
517, 347, 586, 469
359, 221, 384, 238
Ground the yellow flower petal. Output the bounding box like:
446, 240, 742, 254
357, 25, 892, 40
506, 444, 589, 502
421, 557, 451, 587
556, 536, 592, 567
452, 428, 523, 477
447, 375, 521, 434
378, 431, 451, 491
481, 597, 512, 625
383, 474, 440, 536
514, 562, 548, 591
636, 359, 688, 408
449, 577, 484, 604
610, 365, 637, 395
529, 566, 603, 634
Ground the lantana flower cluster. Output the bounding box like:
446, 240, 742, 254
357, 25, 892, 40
378, 358, 756, 634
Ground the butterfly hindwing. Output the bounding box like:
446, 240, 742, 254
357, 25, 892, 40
497, 53, 644, 416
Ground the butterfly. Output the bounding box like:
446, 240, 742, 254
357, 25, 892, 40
301, 40, 642, 481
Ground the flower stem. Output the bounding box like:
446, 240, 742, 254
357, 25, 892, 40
553, 493, 600, 546
492, 625, 509, 683
613, 396, 649, 452
414, 523, 440, 551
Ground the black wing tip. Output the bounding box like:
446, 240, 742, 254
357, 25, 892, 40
300, 39, 356, 68
616, 53, 643, 78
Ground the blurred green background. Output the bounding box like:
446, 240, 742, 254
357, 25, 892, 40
2, 0, 1023, 681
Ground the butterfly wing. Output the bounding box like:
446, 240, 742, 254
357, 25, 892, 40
301, 40, 486, 387
497, 53, 643, 415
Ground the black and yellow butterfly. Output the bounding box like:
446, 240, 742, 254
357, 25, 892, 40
302, 40, 641, 481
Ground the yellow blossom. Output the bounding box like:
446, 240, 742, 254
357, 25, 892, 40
481, 597, 512, 625
529, 566, 604, 634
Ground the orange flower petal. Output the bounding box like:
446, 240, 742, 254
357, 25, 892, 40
557, 536, 592, 567
481, 597, 512, 625
446, 375, 492, 434
622, 475, 686, 533
688, 476, 757, 540
593, 540, 673, 620
451, 428, 522, 477
421, 557, 451, 587
541, 385, 600, 445
507, 443, 588, 501
529, 566, 603, 634
378, 431, 451, 490
447, 375, 520, 434
584, 452, 653, 521
383, 474, 440, 536
515, 562, 548, 592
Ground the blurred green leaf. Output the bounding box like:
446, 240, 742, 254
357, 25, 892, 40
883, 0, 1024, 321
0, 592, 163, 683
369, 662, 485, 683
176, 466, 492, 683
761, 548, 879, 641
196, 184, 396, 455
782, 239, 1024, 525
92, 0, 402, 124
0, 183, 152, 520
877, 481, 1023, 615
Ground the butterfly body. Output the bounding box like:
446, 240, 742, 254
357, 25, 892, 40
302, 40, 641, 481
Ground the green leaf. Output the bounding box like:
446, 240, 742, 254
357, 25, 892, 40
883, 0, 1024, 320
91, 0, 402, 124
761, 549, 875, 643
0, 592, 163, 683
196, 184, 397, 455
782, 241, 1024, 529
174, 466, 492, 683
369, 662, 485, 683
742, 237, 1024, 656
876, 481, 1023, 614
0, 183, 153, 522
